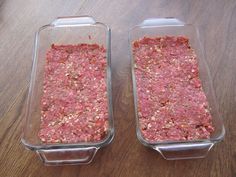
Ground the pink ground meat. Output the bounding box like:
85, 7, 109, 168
133, 36, 214, 142
38, 44, 109, 143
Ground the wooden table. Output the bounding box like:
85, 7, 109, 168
0, 0, 235, 176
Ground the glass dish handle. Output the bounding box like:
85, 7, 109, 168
154, 142, 214, 160
51, 16, 96, 26
36, 147, 98, 165
140, 17, 185, 27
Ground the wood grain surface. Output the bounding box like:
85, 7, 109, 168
0, 0, 235, 176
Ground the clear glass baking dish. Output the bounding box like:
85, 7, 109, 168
129, 18, 225, 160
21, 16, 114, 165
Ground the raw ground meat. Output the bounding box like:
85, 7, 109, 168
38, 44, 109, 143
133, 36, 214, 142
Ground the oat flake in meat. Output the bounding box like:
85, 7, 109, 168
38, 44, 109, 143
133, 36, 215, 142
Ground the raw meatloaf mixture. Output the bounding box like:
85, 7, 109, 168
38, 44, 109, 143
133, 36, 214, 142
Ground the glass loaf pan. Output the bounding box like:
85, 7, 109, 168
129, 18, 225, 160
21, 16, 114, 165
